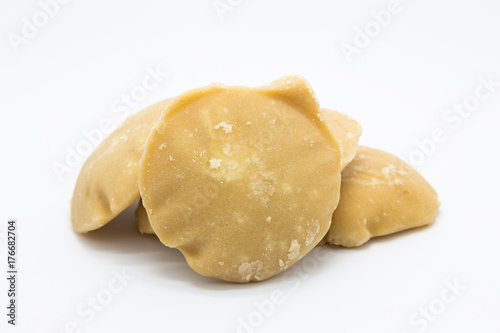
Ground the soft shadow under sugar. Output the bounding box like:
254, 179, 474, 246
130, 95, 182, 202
74, 201, 261, 290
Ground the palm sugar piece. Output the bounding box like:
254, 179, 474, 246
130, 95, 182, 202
136, 199, 154, 234
135, 200, 153, 234
324, 146, 440, 247
71, 98, 171, 233
139, 76, 342, 282
321, 109, 362, 170
136, 108, 361, 235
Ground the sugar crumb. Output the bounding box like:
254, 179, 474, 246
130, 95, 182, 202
209, 158, 222, 169
215, 121, 233, 133
382, 164, 396, 175
305, 219, 320, 246
287, 240, 300, 261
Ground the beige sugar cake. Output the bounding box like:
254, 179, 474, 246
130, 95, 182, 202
71, 99, 171, 233
139, 76, 343, 282
135, 107, 362, 235
324, 146, 440, 247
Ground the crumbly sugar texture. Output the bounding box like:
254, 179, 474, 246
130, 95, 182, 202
71, 99, 172, 233
324, 146, 440, 247
139, 76, 342, 282
135, 107, 361, 235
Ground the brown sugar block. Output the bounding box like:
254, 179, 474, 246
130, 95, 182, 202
135, 108, 362, 235
324, 146, 440, 247
139, 76, 342, 282
71, 98, 171, 233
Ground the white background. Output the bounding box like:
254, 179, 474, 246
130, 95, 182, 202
1, 0, 499, 332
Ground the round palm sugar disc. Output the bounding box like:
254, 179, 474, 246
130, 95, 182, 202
139, 76, 342, 282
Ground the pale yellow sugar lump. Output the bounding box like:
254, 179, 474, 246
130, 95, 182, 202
139, 76, 342, 282
320, 109, 362, 170
135, 107, 362, 235
71, 98, 171, 233
136, 199, 154, 235
324, 146, 440, 247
